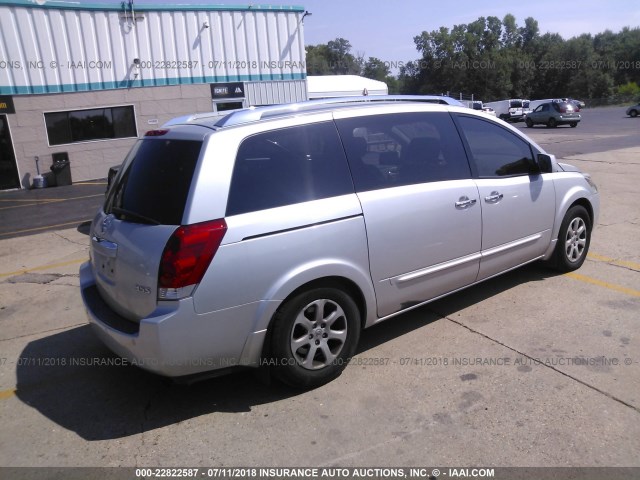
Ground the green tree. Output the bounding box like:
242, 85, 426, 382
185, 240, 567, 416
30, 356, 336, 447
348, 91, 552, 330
363, 57, 390, 82
326, 37, 362, 74
305, 38, 363, 75
305, 44, 332, 75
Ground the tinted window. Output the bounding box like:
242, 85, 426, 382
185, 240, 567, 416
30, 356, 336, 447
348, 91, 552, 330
456, 116, 537, 177
45, 106, 137, 146
336, 112, 470, 192
226, 122, 353, 215
552, 102, 574, 113
105, 139, 201, 225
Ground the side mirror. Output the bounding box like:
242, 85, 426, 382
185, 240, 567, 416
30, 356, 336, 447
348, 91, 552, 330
537, 153, 553, 174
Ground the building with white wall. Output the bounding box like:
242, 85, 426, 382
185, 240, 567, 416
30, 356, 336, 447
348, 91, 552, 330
0, 0, 308, 189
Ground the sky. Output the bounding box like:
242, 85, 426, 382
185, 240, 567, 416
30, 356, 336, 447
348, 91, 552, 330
130, 0, 640, 65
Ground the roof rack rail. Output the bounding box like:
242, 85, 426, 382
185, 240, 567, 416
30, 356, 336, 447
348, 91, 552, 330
162, 109, 244, 127
213, 95, 465, 128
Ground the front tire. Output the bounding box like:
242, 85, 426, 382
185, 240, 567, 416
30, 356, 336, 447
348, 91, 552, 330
552, 205, 591, 272
526, 118, 534, 128
630, 109, 638, 118
270, 288, 361, 389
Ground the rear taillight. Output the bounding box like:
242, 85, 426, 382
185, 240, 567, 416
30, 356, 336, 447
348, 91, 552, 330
158, 219, 227, 300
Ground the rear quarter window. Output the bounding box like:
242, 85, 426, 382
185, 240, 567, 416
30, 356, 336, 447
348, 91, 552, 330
226, 122, 354, 216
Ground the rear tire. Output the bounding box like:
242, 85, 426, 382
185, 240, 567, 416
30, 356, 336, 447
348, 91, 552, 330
552, 205, 591, 272
526, 118, 534, 128
548, 118, 557, 128
270, 288, 361, 389
570, 122, 578, 128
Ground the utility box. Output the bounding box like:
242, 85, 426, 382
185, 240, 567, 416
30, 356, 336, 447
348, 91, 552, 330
51, 152, 72, 186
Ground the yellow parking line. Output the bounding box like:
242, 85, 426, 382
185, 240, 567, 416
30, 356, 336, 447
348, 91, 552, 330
0, 200, 59, 210
0, 198, 60, 202
0, 388, 16, 400
0, 193, 104, 210
0, 258, 87, 278
0, 219, 91, 238
588, 252, 640, 271
566, 272, 640, 298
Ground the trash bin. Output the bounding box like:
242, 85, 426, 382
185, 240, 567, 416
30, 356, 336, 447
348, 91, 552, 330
32, 175, 47, 189
42, 171, 56, 187
50, 152, 72, 186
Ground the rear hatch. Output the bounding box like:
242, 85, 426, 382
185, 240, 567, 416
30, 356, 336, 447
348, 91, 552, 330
553, 102, 580, 118
92, 129, 206, 321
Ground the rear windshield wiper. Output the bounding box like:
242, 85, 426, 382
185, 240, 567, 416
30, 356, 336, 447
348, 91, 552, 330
111, 207, 161, 225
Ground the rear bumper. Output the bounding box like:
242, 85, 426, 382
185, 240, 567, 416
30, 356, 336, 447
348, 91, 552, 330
80, 261, 269, 377
557, 116, 581, 124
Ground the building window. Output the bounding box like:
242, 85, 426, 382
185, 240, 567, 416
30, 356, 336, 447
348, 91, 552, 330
44, 106, 137, 146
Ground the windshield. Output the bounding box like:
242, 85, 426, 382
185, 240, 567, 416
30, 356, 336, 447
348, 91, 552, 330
104, 138, 202, 225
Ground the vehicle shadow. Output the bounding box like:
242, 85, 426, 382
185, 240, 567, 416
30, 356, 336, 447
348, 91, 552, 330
356, 262, 558, 352
15, 262, 559, 441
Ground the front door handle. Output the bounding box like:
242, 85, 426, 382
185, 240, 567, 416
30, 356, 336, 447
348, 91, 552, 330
484, 191, 504, 203
455, 196, 477, 209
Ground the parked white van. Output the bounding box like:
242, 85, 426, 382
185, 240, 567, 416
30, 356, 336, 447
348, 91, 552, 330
483, 99, 530, 122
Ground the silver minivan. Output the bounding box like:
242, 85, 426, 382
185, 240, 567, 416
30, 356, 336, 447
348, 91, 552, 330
80, 97, 600, 388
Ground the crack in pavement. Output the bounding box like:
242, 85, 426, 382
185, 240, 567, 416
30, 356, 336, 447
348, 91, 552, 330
554, 155, 640, 166
3, 272, 80, 285
53, 231, 90, 249
430, 310, 640, 415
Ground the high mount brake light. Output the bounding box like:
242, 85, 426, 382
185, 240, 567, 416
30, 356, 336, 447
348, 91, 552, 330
145, 129, 169, 136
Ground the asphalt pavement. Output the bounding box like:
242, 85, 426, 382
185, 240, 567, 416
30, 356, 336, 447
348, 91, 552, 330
0, 180, 105, 239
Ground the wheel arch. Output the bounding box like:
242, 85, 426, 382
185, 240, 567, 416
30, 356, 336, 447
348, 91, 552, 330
543, 184, 597, 260
569, 197, 594, 227
260, 275, 369, 362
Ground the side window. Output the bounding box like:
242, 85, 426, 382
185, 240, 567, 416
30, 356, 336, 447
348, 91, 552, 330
335, 112, 470, 192
226, 122, 354, 216
456, 116, 537, 177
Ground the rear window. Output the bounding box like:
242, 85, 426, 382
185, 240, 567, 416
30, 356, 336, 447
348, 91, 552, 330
552, 102, 575, 113
104, 138, 202, 225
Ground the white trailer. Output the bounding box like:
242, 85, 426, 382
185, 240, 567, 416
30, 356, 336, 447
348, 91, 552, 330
484, 99, 530, 122
307, 75, 388, 99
